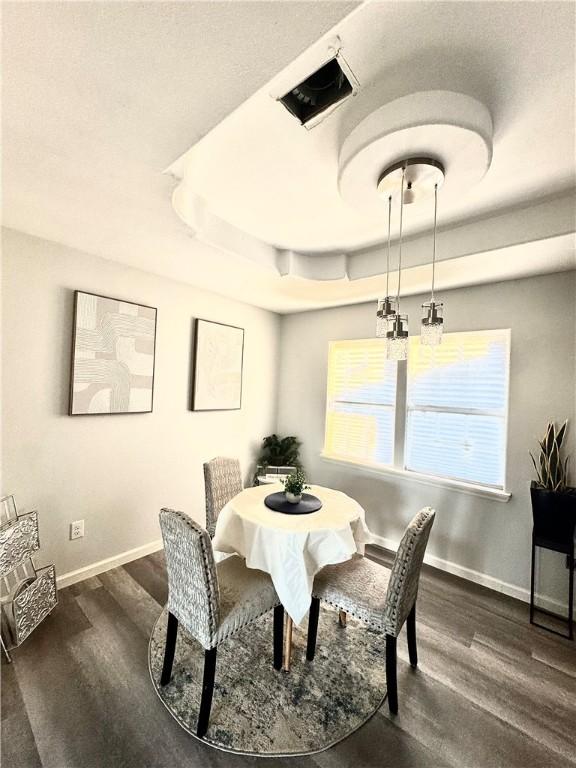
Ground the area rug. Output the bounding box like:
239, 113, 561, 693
148, 604, 387, 756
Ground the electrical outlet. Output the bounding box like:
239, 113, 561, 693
70, 520, 84, 540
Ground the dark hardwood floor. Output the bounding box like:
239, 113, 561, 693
2, 547, 575, 768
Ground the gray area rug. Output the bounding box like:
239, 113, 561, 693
149, 604, 387, 756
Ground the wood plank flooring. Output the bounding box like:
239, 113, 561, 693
2, 547, 575, 768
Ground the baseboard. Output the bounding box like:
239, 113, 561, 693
56, 539, 164, 589
56, 534, 569, 618
370, 534, 570, 617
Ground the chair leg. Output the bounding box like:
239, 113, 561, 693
196, 648, 217, 739
160, 612, 178, 686
307, 597, 320, 661
273, 605, 284, 670
407, 602, 418, 667
386, 634, 398, 714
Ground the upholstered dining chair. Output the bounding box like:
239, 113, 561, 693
159, 508, 283, 738
306, 507, 435, 714
203, 456, 243, 537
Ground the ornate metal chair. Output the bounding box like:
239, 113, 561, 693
306, 507, 435, 714
203, 457, 243, 537
159, 509, 283, 738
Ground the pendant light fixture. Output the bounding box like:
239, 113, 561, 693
386, 165, 409, 361
375, 195, 398, 338
421, 183, 444, 345
375, 157, 446, 360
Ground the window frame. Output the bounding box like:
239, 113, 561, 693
321, 329, 512, 502
322, 339, 398, 468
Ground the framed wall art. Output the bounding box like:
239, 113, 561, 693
191, 319, 244, 411
69, 291, 157, 415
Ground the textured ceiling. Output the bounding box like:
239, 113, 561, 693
172, 0, 576, 250
2, 0, 575, 313
1, 1, 360, 310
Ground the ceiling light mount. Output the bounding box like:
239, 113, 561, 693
339, 91, 492, 217
377, 157, 445, 205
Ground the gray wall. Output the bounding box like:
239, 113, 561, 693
2, 228, 280, 579
277, 272, 576, 609
3, 226, 574, 609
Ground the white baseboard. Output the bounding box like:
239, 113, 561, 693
370, 534, 570, 617
56, 535, 569, 618
56, 539, 163, 590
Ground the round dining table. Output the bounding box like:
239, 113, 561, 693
212, 482, 373, 670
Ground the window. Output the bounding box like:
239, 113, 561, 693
324, 339, 397, 467
323, 330, 511, 492
405, 330, 510, 488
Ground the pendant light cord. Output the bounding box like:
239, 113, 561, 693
396, 165, 406, 305
431, 182, 438, 301
386, 194, 392, 297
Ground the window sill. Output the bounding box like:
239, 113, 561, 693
320, 454, 512, 503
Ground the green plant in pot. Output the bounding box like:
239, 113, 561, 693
529, 421, 576, 547
281, 469, 310, 504
254, 434, 302, 483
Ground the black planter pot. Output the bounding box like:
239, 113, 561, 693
529, 481, 576, 640
530, 482, 576, 553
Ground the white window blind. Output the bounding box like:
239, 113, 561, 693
405, 330, 510, 488
323, 339, 397, 466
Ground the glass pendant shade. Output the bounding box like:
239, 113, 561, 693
386, 314, 409, 360
376, 307, 387, 338
421, 182, 445, 346
376, 297, 398, 337
421, 301, 443, 346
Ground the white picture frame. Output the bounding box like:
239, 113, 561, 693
191, 319, 244, 411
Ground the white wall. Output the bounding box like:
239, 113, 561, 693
1, 228, 280, 581
277, 272, 576, 610
3, 227, 575, 611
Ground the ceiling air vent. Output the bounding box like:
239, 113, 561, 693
279, 57, 353, 125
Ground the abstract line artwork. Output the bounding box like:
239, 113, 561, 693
69, 291, 157, 415
192, 319, 244, 411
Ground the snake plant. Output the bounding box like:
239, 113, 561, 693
530, 421, 570, 492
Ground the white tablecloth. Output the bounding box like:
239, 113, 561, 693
212, 483, 373, 625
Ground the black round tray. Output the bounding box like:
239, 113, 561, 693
264, 492, 322, 515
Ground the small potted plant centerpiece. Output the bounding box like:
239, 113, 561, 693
282, 468, 310, 505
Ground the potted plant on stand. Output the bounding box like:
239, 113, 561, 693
253, 434, 302, 485
529, 420, 576, 639
282, 469, 310, 505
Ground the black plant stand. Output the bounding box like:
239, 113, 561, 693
529, 484, 575, 640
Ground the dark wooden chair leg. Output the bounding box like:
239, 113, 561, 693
529, 539, 536, 624
306, 597, 320, 661
407, 603, 418, 667
386, 634, 398, 714
160, 612, 178, 686
196, 648, 217, 738
273, 605, 284, 670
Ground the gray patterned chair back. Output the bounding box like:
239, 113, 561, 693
383, 507, 435, 637
203, 457, 243, 537
159, 508, 220, 649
